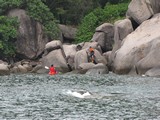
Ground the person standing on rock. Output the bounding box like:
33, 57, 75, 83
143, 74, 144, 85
89, 46, 96, 64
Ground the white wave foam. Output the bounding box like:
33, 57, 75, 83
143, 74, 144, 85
66, 90, 91, 98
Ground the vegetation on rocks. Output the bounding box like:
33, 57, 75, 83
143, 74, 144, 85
75, 2, 130, 43
0, 16, 18, 57
0, 0, 130, 58
25, 0, 59, 39
0, 0, 59, 57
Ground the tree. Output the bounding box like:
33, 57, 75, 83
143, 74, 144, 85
76, 12, 99, 42
43, 0, 101, 25
75, 2, 129, 43
0, 0, 60, 59
0, 16, 18, 58
25, 0, 60, 39
0, 0, 23, 15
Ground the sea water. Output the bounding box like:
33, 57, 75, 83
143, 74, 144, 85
0, 73, 160, 120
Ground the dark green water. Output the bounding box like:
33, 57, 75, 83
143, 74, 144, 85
0, 73, 160, 120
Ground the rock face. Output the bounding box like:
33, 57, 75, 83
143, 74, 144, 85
74, 49, 88, 69
113, 14, 160, 75
0, 64, 10, 75
110, 19, 133, 69
8, 9, 49, 59
42, 49, 70, 73
150, 0, 160, 14
127, 0, 160, 24
145, 67, 160, 77
86, 63, 109, 75
82, 42, 102, 54
91, 23, 114, 52
44, 40, 62, 54
78, 63, 95, 70
59, 24, 77, 43
63, 44, 77, 58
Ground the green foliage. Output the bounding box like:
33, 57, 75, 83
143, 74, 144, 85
25, 0, 60, 39
109, 0, 131, 4
75, 2, 129, 43
76, 12, 98, 42
43, 0, 101, 25
103, 3, 129, 23
0, 0, 131, 57
0, 0, 60, 39
0, 0, 60, 57
0, 16, 18, 56
0, 0, 23, 15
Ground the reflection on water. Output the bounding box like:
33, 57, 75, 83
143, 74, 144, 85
0, 73, 160, 119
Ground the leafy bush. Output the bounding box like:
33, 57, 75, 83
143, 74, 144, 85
0, 0, 59, 39
0, 0, 60, 57
26, 0, 60, 39
76, 12, 99, 43
75, 2, 129, 43
0, 0, 23, 14
103, 3, 129, 23
0, 16, 18, 56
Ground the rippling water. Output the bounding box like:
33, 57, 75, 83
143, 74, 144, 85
0, 73, 160, 120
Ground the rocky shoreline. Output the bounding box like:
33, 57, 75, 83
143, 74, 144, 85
1, 0, 160, 77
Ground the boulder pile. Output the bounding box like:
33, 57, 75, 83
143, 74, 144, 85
1, 0, 160, 77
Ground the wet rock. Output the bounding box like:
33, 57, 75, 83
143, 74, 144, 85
42, 49, 69, 73
145, 67, 160, 77
86, 63, 109, 75
0, 64, 10, 75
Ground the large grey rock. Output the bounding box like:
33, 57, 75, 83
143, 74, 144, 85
0, 60, 8, 64
91, 23, 114, 52
145, 67, 160, 77
127, 0, 154, 24
74, 49, 88, 69
63, 44, 77, 57
44, 40, 62, 54
63, 44, 77, 70
86, 63, 109, 75
113, 14, 160, 75
150, 0, 160, 14
136, 39, 160, 74
59, 24, 77, 43
110, 19, 133, 68
94, 49, 108, 65
31, 65, 49, 74
127, 0, 160, 24
66, 55, 75, 70
103, 51, 112, 69
42, 49, 69, 73
78, 63, 95, 70
8, 9, 49, 59
114, 19, 133, 41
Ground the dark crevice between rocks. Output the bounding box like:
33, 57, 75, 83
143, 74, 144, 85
130, 18, 139, 30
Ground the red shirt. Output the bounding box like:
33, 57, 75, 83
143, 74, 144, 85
89, 47, 94, 52
49, 67, 56, 75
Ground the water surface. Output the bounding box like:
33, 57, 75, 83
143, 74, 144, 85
0, 73, 160, 120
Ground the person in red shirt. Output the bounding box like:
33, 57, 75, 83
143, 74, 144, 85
49, 64, 57, 75
89, 46, 95, 63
